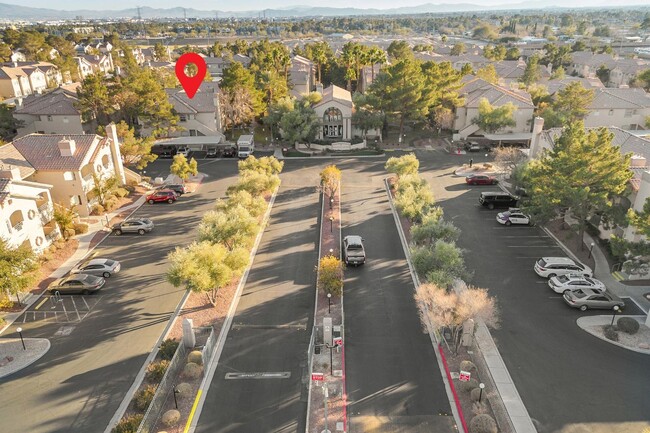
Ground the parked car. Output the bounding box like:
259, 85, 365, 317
548, 274, 605, 294
48, 274, 105, 295
563, 288, 625, 311
222, 146, 237, 158
165, 184, 187, 196
112, 218, 154, 235
343, 235, 366, 266
206, 147, 219, 158
146, 190, 177, 204
478, 192, 518, 210
466, 174, 498, 185
534, 257, 593, 278
70, 258, 121, 278
465, 141, 481, 152
177, 147, 191, 157
496, 210, 531, 226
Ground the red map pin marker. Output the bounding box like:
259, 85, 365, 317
175, 52, 206, 99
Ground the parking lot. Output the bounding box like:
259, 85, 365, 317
419, 150, 650, 433
21, 293, 103, 324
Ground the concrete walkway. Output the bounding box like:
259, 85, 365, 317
0, 338, 51, 379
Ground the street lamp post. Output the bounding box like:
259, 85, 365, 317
173, 386, 180, 409
479, 383, 485, 403
327, 293, 332, 314
588, 242, 595, 259
329, 196, 334, 209
16, 327, 25, 350
611, 305, 620, 326
329, 216, 334, 233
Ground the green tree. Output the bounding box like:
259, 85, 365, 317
473, 24, 498, 40
628, 197, 650, 238
421, 61, 465, 129
365, 46, 388, 82
450, 43, 466, 56
525, 122, 633, 248
111, 121, 157, 169
473, 98, 517, 133
386, 40, 413, 60
317, 255, 344, 296
411, 218, 460, 246
475, 64, 499, 84
198, 206, 259, 250
304, 41, 333, 83
227, 170, 280, 196
394, 174, 435, 222
0, 42, 12, 62
320, 164, 341, 198
369, 57, 433, 139
170, 154, 198, 181
278, 100, 320, 145
553, 81, 594, 123
167, 241, 248, 305
505, 47, 521, 60
520, 55, 541, 86
216, 190, 267, 219
596, 65, 610, 85
76, 73, 114, 125
0, 239, 38, 303
351, 93, 384, 139
238, 155, 284, 176
0, 105, 22, 142
630, 69, 650, 90
550, 66, 565, 80
385, 153, 419, 178
53, 203, 78, 240
153, 42, 168, 61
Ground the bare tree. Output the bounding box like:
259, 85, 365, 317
492, 146, 527, 176
415, 282, 498, 354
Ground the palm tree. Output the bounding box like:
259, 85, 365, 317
90, 173, 119, 208
367, 47, 387, 82
53, 203, 78, 240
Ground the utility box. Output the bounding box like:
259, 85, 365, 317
323, 317, 332, 346
461, 319, 475, 347
182, 318, 195, 348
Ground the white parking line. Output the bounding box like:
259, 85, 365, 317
507, 245, 562, 248
501, 236, 550, 238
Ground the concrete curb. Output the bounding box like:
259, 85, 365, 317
576, 315, 650, 355
186, 185, 279, 433
0, 338, 51, 379
383, 177, 464, 431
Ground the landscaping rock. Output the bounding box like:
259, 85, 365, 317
176, 382, 193, 399
188, 350, 203, 365
162, 410, 181, 427
182, 362, 203, 379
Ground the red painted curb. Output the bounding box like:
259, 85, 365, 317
342, 342, 348, 430
438, 343, 468, 433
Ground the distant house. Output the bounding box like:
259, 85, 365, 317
582, 88, 650, 130
289, 55, 316, 96
359, 63, 382, 94
151, 82, 222, 138
1, 125, 126, 217
74, 53, 114, 79
6, 61, 63, 88
204, 55, 230, 77
0, 64, 47, 99
453, 76, 535, 141
435, 53, 491, 72
13, 87, 92, 138
0, 150, 59, 253
10, 51, 26, 62
493, 59, 551, 83
544, 76, 605, 95
569, 51, 649, 87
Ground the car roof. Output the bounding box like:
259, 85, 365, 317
345, 235, 363, 244
541, 257, 576, 265
83, 258, 109, 266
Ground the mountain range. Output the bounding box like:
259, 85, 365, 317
0, 1, 645, 21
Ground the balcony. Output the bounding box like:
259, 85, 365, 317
39, 203, 54, 223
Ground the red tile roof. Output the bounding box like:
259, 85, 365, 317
11, 134, 103, 171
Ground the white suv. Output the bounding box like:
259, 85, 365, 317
534, 257, 592, 278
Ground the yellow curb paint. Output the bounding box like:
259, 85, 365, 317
183, 389, 202, 433
34, 298, 48, 310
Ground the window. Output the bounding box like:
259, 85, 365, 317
609, 109, 614, 116
70, 195, 82, 206
63, 117, 69, 123
179, 115, 187, 122
47, 115, 53, 122
63, 171, 76, 181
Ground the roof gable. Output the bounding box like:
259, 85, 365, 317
10, 134, 103, 172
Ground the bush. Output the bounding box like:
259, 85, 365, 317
159, 339, 179, 360
617, 317, 640, 335
585, 222, 600, 237
104, 197, 119, 212
161, 409, 181, 427
176, 382, 193, 399
460, 360, 477, 372
146, 360, 170, 382
134, 384, 158, 411
470, 414, 497, 433
188, 350, 203, 365
470, 387, 483, 402
91, 204, 105, 215
115, 187, 130, 198
73, 223, 89, 234
603, 324, 619, 341
459, 378, 479, 392
182, 362, 203, 379
0, 297, 14, 309
111, 413, 143, 433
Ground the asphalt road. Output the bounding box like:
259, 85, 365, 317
417, 149, 650, 433
339, 159, 456, 433
194, 160, 322, 433
0, 158, 239, 433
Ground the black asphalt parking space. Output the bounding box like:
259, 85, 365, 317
418, 151, 650, 433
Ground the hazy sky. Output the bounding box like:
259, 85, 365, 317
6, 0, 614, 11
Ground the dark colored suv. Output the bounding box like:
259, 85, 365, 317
165, 184, 187, 195
479, 191, 518, 209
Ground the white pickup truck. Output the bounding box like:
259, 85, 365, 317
237, 135, 255, 159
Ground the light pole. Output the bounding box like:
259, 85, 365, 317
611, 305, 620, 326
16, 327, 25, 350
329, 216, 334, 233
327, 292, 332, 314
173, 386, 180, 409
479, 382, 485, 403
329, 196, 334, 209
329, 248, 334, 256
588, 242, 595, 259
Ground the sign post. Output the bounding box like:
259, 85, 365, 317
311, 372, 324, 382
459, 370, 471, 382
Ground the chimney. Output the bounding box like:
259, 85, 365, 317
0, 165, 21, 180
16, 97, 23, 107
529, 117, 545, 159
630, 155, 647, 168
106, 123, 126, 185
58, 137, 76, 156
316, 82, 324, 94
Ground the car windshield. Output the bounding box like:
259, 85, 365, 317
501, 212, 511, 217
104, 260, 116, 266
572, 289, 588, 298
239, 146, 250, 151
557, 275, 570, 283
348, 244, 363, 250
538, 258, 548, 267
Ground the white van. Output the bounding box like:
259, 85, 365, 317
237, 135, 255, 159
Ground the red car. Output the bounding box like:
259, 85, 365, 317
465, 174, 498, 185
146, 190, 178, 204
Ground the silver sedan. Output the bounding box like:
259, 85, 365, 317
563, 288, 625, 311
70, 258, 121, 278
548, 274, 605, 294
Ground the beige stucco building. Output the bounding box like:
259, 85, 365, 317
313, 85, 354, 141
160, 83, 222, 138
1, 124, 125, 217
